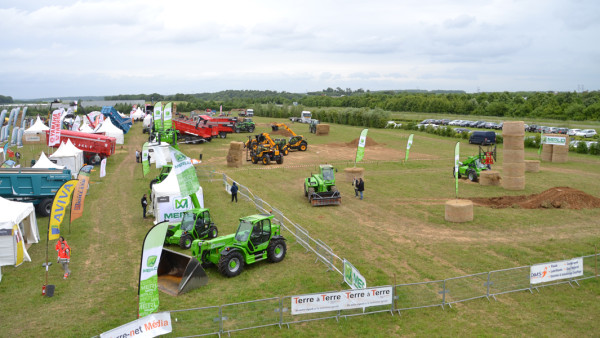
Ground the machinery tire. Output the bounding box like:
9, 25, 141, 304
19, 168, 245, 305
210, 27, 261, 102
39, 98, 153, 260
262, 156, 270, 165
283, 148, 289, 156
276, 156, 283, 164
453, 167, 461, 179
219, 132, 226, 139
218, 251, 244, 277
149, 179, 158, 190
267, 239, 287, 263
300, 142, 307, 151
304, 184, 308, 197
252, 156, 259, 164
209, 226, 218, 239
307, 187, 315, 201
468, 170, 478, 182
248, 126, 255, 133
235, 127, 240, 133
179, 234, 193, 250
37, 198, 53, 217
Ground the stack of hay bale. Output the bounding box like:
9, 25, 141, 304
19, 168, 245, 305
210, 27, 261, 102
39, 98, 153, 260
541, 143, 553, 162
226, 141, 244, 167
316, 124, 330, 135
502, 121, 525, 190
551, 134, 569, 163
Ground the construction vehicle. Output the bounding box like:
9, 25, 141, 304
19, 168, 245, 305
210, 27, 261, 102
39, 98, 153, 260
190, 214, 286, 278
235, 117, 255, 133
270, 123, 308, 152
309, 120, 320, 133
304, 165, 341, 206
149, 165, 172, 189
164, 208, 218, 249
453, 145, 497, 182
245, 134, 284, 165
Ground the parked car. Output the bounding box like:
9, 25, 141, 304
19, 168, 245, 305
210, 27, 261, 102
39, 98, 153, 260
547, 127, 558, 134
449, 120, 461, 126
475, 121, 487, 128
526, 124, 539, 132
454, 128, 471, 134
556, 128, 569, 134
568, 129, 581, 136
575, 129, 598, 138
469, 131, 496, 145
495, 122, 504, 130
484, 122, 497, 129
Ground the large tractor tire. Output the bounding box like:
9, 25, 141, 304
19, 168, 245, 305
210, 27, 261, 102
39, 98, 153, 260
452, 168, 461, 179
262, 156, 270, 165
267, 239, 287, 263
179, 234, 193, 250
218, 251, 244, 277
307, 187, 315, 201
219, 132, 227, 139
300, 142, 307, 151
252, 156, 259, 164
468, 170, 478, 182
304, 184, 308, 197
283, 148, 289, 156
248, 126, 255, 133
276, 156, 283, 164
235, 127, 240, 133
209, 226, 218, 239
37, 198, 53, 217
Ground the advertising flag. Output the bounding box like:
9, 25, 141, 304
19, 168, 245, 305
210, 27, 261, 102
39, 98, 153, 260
70, 165, 93, 222
142, 142, 150, 176
355, 129, 368, 163
153, 102, 163, 131
48, 109, 62, 147
163, 102, 172, 130
170, 147, 199, 197
404, 134, 414, 162
2, 142, 8, 160
454, 142, 460, 197
48, 179, 78, 240
138, 221, 169, 318
100, 158, 107, 178
538, 131, 544, 155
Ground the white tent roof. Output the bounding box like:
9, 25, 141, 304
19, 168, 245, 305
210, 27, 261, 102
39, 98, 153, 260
0, 196, 39, 267
143, 113, 153, 127
33, 152, 65, 169
49, 141, 82, 177
0, 197, 36, 231
132, 107, 145, 119
24, 116, 49, 133
79, 123, 95, 133
152, 168, 180, 196
97, 118, 124, 144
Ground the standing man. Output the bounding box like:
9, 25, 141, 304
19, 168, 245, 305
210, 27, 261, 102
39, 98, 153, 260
230, 182, 238, 203
58, 242, 71, 279
141, 194, 148, 218
135, 150, 140, 163
55, 236, 69, 263
357, 178, 365, 200
352, 177, 359, 197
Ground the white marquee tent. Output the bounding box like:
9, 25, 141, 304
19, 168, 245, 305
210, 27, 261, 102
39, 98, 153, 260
143, 114, 153, 128
0, 197, 39, 273
131, 107, 145, 121
49, 141, 83, 178
150, 169, 204, 224
78, 123, 95, 133
32, 152, 65, 169
96, 118, 124, 144
23, 116, 49, 143
24, 116, 49, 133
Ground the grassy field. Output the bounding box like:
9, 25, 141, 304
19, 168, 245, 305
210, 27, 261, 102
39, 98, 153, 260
1, 117, 599, 337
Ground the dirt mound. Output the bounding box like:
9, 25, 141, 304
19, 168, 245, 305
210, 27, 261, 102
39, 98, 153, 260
346, 137, 379, 147
470, 187, 600, 209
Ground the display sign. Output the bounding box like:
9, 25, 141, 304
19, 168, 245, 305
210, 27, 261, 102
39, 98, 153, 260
343, 259, 366, 289
530, 257, 583, 284
542, 135, 567, 146
156, 195, 196, 223
100, 312, 172, 338
291, 287, 393, 315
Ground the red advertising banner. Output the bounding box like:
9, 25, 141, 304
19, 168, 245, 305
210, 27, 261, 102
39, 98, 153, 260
48, 110, 62, 147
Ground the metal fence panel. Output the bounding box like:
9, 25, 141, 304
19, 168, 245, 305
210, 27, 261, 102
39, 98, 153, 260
221, 298, 281, 333
444, 272, 488, 304
167, 306, 220, 337
580, 255, 599, 281
280, 296, 339, 326
489, 267, 531, 296
395, 281, 444, 311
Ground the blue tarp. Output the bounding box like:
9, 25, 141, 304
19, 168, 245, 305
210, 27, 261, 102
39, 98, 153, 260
100, 106, 132, 134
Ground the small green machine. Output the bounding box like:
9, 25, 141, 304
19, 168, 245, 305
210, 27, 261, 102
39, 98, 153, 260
304, 164, 341, 206
453, 145, 497, 182
164, 208, 218, 249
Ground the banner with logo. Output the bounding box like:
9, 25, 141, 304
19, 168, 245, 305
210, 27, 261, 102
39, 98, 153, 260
163, 102, 172, 130
343, 259, 366, 289
454, 142, 460, 198
101, 312, 172, 338
153, 102, 163, 132
541, 135, 567, 146
48, 179, 79, 240
142, 142, 150, 176
404, 134, 414, 162
48, 109, 62, 147
355, 129, 368, 163
70, 165, 93, 222
530, 257, 583, 284
170, 148, 199, 197
100, 158, 107, 178
138, 221, 169, 318
291, 286, 392, 315
155, 194, 203, 223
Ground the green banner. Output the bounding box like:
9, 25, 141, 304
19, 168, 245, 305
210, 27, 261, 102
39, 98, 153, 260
163, 102, 172, 130
138, 221, 169, 318
404, 134, 414, 163
170, 147, 199, 197
355, 129, 368, 163
153, 102, 163, 132
454, 142, 460, 198
538, 131, 544, 155
142, 142, 150, 177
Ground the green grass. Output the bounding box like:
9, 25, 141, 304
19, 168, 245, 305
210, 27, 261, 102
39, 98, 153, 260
1, 118, 599, 337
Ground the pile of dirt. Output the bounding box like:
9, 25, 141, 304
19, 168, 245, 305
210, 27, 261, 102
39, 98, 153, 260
346, 137, 379, 147
470, 187, 600, 209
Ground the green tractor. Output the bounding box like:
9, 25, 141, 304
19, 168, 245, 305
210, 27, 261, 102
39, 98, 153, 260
190, 214, 286, 277
304, 164, 341, 206
235, 118, 256, 133
149, 164, 172, 189
309, 119, 320, 134
453, 145, 496, 182
164, 208, 218, 249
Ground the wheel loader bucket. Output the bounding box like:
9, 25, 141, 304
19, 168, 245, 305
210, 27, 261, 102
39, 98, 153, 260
309, 191, 341, 206
157, 248, 208, 296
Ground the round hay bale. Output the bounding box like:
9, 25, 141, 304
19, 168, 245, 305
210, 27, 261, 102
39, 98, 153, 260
502, 163, 526, 177
502, 121, 525, 136
552, 152, 569, 163
445, 199, 474, 223
502, 135, 524, 150
230, 141, 244, 151
479, 170, 500, 186
316, 124, 330, 135
502, 175, 525, 190
503, 149, 525, 163
524, 160, 540, 173
344, 167, 364, 182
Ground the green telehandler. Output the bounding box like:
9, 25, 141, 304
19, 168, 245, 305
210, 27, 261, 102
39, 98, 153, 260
304, 164, 341, 206
453, 145, 496, 182
163, 208, 218, 249
190, 214, 287, 278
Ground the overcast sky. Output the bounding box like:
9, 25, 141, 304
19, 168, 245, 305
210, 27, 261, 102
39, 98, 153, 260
1, 0, 599, 99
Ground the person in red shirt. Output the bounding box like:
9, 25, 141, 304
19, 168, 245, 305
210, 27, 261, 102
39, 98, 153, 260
55, 236, 69, 262
58, 242, 71, 279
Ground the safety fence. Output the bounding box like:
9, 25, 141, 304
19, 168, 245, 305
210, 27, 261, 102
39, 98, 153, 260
164, 253, 599, 337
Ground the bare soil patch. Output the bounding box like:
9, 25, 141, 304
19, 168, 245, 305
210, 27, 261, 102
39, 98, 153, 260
469, 187, 600, 209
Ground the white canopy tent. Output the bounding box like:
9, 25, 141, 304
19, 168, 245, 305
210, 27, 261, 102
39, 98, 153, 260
32, 152, 65, 169
143, 114, 153, 128
131, 107, 145, 121
0, 197, 39, 271
150, 169, 204, 224
49, 142, 82, 178
96, 118, 124, 144
65, 139, 85, 170
78, 123, 95, 133
148, 142, 172, 167
23, 116, 49, 144
24, 116, 49, 133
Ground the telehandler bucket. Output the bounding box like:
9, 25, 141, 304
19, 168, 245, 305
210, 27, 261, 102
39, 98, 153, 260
157, 248, 208, 296
309, 190, 341, 206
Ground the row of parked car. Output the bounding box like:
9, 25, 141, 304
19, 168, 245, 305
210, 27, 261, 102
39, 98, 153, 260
419, 119, 504, 130
526, 125, 597, 137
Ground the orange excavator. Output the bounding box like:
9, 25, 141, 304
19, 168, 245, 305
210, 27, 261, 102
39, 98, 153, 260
270, 123, 308, 152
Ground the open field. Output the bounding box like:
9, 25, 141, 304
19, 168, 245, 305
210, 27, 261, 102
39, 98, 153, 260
1, 117, 599, 337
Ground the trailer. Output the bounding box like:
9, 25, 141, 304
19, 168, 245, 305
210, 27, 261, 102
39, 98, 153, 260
101, 106, 132, 133
45, 129, 117, 163
172, 118, 216, 144
193, 115, 237, 138
0, 167, 72, 216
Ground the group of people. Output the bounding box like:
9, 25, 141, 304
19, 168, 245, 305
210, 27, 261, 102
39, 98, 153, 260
353, 177, 365, 200
55, 236, 71, 279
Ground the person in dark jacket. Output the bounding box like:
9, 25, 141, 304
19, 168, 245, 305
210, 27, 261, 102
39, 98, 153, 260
357, 178, 365, 200
141, 194, 148, 218
230, 182, 238, 203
